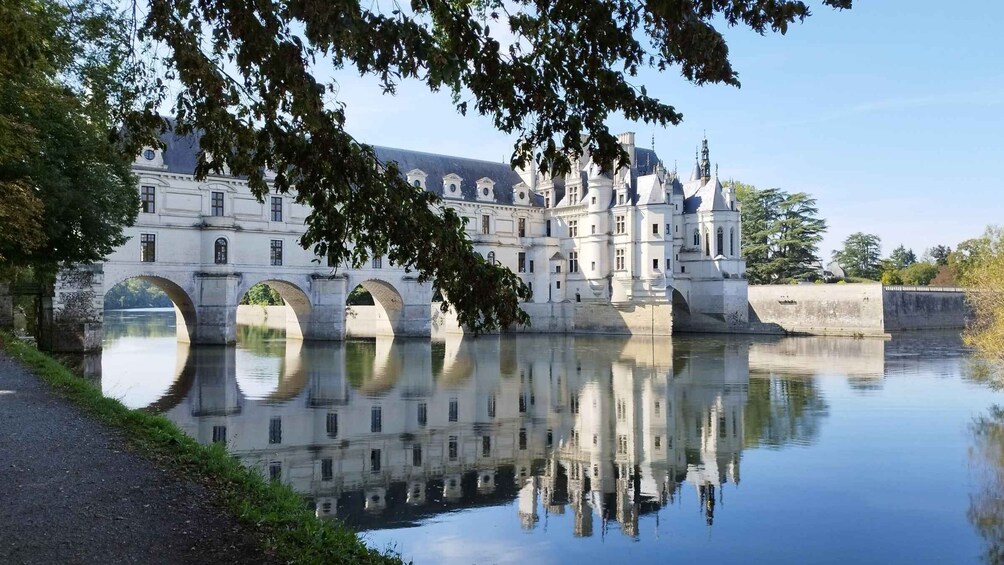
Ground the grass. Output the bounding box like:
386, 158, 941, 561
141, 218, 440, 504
0, 333, 401, 565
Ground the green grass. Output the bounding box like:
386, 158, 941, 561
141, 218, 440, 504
0, 333, 401, 565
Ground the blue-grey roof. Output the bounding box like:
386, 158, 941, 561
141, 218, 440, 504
372, 146, 533, 206
144, 124, 540, 207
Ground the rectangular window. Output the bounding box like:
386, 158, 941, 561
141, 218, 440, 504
371, 406, 382, 433
449, 399, 458, 422
653, 258, 659, 270
326, 412, 338, 438
321, 458, 333, 481
655, 401, 661, 416
370, 449, 381, 473
518, 252, 526, 273
591, 224, 597, 235
482, 215, 490, 235
269, 417, 282, 444
545, 220, 551, 237
615, 248, 625, 271
417, 403, 427, 427
545, 196, 550, 208
529, 260, 534, 273
618, 435, 627, 454
653, 223, 659, 235
519, 428, 527, 450
482, 436, 491, 457
487, 396, 496, 418
556, 280, 561, 289
591, 261, 596, 272
568, 220, 578, 237
518, 218, 526, 237
519, 394, 527, 413
140, 185, 156, 213
268, 461, 281, 482
618, 193, 625, 205
372, 255, 382, 269
270, 240, 283, 266
449, 436, 458, 460
140, 234, 156, 262
666, 224, 671, 236
569, 251, 578, 273
591, 196, 597, 204
211, 191, 224, 216
412, 444, 422, 466
615, 216, 625, 234
271, 196, 283, 221
547, 430, 553, 447
212, 425, 227, 444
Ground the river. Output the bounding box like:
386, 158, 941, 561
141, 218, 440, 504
98, 309, 1004, 564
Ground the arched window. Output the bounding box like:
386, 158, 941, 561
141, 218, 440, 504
693, 229, 700, 247
704, 231, 710, 256
214, 238, 228, 264
730, 228, 735, 256
487, 251, 496, 265
716, 227, 724, 257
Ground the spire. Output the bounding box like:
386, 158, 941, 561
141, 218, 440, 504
689, 148, 701, 182
700, 136, 711, 181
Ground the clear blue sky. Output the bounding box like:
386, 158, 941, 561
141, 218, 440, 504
324, 1, 1004, 259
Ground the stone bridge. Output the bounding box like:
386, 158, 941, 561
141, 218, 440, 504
39, 254, 434, 352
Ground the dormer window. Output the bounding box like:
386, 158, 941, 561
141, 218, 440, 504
443, 173, 463, 198
476, 177, 495, 202
407, 169, 428, 189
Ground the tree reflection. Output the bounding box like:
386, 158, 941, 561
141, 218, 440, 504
744, 372, 829, 449
970, 405, 1004, 565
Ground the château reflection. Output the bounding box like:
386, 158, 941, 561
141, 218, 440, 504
112, 326, 868, 539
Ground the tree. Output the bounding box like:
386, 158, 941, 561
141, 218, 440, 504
123, 0, 851, 333
925, 245, 952, 267
737, 183, 827, 284
0, 0, 157, 281
832, 233, 882, 280
899, 262, 939, 286
888, 245, 917, 270
961, 226, 1004, 360
241, 283, 284, 306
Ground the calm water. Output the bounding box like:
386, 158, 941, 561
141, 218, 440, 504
98, 310, 1004, 564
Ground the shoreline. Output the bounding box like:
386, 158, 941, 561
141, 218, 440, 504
0, 332, 401, 565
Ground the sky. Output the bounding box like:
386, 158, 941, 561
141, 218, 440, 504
319, 1, 1004, 259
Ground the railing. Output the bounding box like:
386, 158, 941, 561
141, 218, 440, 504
883, 286, 964, 293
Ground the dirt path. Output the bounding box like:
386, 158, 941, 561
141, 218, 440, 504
0, 353, 271, 564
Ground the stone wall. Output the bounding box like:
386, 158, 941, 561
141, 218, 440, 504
747, 284, 968, 336
882, 287, 969, 331
431, 301, 672, 337
747, 284, 887, 336
236, 305, 287, 330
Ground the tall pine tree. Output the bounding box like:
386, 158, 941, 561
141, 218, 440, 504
736, 183, 826, 284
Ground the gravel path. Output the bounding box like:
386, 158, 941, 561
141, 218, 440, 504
0, 353, 272, 564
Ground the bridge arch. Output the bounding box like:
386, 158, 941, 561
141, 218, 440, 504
104, 274, 198, 344
345, 278, 406, 338
239, 277, 313, 340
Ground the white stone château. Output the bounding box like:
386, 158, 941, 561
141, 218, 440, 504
39, 127, 748, 351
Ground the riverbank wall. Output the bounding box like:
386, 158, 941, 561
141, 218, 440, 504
747, 284, 969, 336
238, 302, 674, 337
239, 285, 968, 339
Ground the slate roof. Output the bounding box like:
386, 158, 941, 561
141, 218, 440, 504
683, 175, 730, 214
373, 146, 535, 207
140, 124, 540, 207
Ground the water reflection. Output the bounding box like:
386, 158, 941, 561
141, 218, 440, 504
102, 312, 1004, 564
99, 312, 861, 539
150, 333, 756, 535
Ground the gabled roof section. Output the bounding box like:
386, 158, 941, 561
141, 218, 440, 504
635, 175, 665, 205
683, 175, 729, 214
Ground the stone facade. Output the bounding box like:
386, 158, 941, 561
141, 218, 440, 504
44, 127, 748, 351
